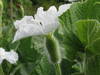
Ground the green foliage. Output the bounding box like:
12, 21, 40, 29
31, 56, 56, 75
59, 0, 100, 74
2, 0, 100, 75
33, 0, 63, 11
84, 53, 100, 75
59, 0, 100, 61
77, 19, 100, 75
2, 0, 32, 24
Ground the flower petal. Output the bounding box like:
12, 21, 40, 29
0, 48, 6, 57
12, 24, 44, 42
58, 4, 72, 16
0, 48, 18, 64
5, 50, 18, 64
34, 6, 58, 26
14, 16, 40, 29
14, 16, 35, 29
0, 59, 3, 64
43, 22, 61, 34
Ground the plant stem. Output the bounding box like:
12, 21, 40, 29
0, 0, 3, 37
20, 5, 24, 18
0, 65, 4, 75
54, 63, 61, 75
10, 0, 13, 20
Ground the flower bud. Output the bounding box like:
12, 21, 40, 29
45, 35, 61, 63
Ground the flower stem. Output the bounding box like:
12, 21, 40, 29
54, 63, 61, 75
0, 65, 4, 75
16, 4, 24, 18
0, 0, 3, 37
20, 5, 24, 18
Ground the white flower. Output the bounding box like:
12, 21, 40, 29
12, 4, 71, 42
0, 48, 18, 64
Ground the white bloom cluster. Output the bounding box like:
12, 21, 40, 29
12, 4, 71, 43
0, 48, 18, 64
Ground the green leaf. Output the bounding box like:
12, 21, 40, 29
76, 19, 100, 46
84, 53, 100, 75
59, 0, 100, 61
9, 37, 43, 75
72, 63, 80, 72
76, 19, 100, 75
20, 37, 42, 61
72, 72, 84, 75
17, 46, 42, 75
76, 19, 100, 59
0, 65, 4, 75
9, 65, 21, 75
31, 55, 56, 75
61, 59, 78, 75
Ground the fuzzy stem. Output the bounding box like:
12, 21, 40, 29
0, 65, 4, 75
0, 0, 3, 37
45, 35, 61, 63
54, 63, 61, 75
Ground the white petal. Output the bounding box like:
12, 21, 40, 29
14, 16, 37, 29
12, 24, 44, 42
58, 4, 71, 16
0, 48, 6, 58
0, 48, 5, 55
43, 22, 61, 34
0, 48, 18, 64
36, 7, 44, 14
0, 59, 3, 64
47, 6, 57, 13
35, 6, 58, 26
5, 50, 18, 64
13, 16, 45, 42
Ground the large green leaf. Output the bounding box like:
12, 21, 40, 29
60, 59, 78, 75
32, 57, 78, 75
31, 55, 56, 75
76, 19, 100, 59
76, 19, 100, 46
76, 19, 100, 74
16, 46, 42, 75
84, 53, 100, 75
59, 0, 100, 61
17, 37, 43, 75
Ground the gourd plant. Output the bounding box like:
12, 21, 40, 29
59, 0, 100, 74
